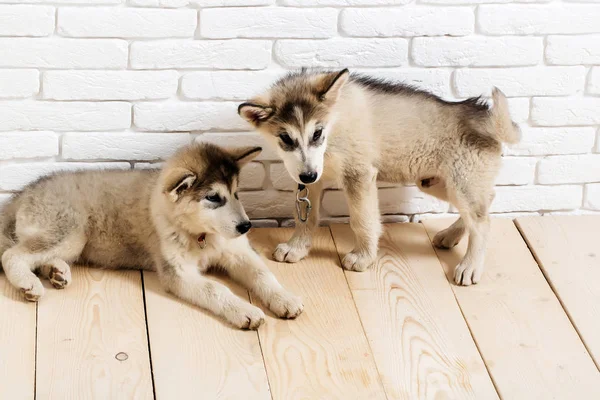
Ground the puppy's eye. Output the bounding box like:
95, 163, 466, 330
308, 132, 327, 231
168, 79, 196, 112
205, 193, 221, 203
313, 128, 323, 142
279, 133, 294, 146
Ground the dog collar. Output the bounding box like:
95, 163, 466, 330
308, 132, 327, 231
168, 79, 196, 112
197, 233, 207, 249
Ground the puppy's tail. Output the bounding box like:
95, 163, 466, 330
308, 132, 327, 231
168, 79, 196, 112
488, 87, 521, 145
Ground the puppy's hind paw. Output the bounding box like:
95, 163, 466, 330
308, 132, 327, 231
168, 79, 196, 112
342, 251, 374, 272
19, 278, 45, 302
268, 291, 304, 319
433, 228, 464, 249
454, 262, 483, 286
49, 266, 71, 290
273, 242, 309, 263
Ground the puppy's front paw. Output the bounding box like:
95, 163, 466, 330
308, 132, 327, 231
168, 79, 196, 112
227, 304, 266, 330
273, 242, 309, 263
342, 251, 374, 272
454, 262, 483, 286
268, 291, 304, 319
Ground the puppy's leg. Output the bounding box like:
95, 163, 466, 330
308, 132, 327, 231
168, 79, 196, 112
157, 259, 265, 330
448, 189, 493, 286
274, 180, 323, 263
223, 245, 303, 319
342, 166, 381, 272
2, 244, 45, 301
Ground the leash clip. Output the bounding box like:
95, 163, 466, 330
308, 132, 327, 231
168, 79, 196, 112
295, 184, 312, 223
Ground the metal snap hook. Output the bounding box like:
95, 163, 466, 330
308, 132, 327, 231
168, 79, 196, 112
296, 184, 312, 223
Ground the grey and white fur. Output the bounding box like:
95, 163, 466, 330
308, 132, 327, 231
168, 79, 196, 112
0, 143, 303, 329
239, 69, 520, 285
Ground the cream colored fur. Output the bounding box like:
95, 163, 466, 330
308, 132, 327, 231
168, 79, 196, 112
0, 143, 303, 329
239, 69, 520, 285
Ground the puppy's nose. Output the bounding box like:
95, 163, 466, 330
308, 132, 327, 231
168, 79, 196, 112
299, 171, 317, 184
236, 220, 252, 235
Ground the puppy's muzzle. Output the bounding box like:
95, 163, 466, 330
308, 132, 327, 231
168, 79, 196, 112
299, 171, 317, 184
236, 220, 252, 234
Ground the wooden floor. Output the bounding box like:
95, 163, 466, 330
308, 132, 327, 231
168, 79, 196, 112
2, 216, 600, 399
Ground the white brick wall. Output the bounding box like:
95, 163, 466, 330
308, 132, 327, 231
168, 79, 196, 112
0, 1, 597, 224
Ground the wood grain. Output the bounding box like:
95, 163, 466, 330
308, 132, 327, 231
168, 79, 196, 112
516, 215, 600, 368
249, 227, 386, 400
423, 218, 600, 399
36, 267, 153, 400
331, 223, 498, 400
143, 271, 270, 400
0, 273, 36, 400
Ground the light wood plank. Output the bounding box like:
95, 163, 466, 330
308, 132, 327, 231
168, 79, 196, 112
36, 267, 153, 400
423, 218, 600, 399
249, 227, 386, 400
0, 273, 36, 400
143, 271, 270, 400
516, 215, 600, 368
331, 223, 499, 400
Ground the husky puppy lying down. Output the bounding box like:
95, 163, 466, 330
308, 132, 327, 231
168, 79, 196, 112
0, 143, 303, 329
239, 69, 520, 286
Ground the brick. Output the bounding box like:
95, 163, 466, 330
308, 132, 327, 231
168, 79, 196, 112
547, 35, 600, 65
322, 186, 448, 216
281, 0, 409, 5
131, 40, 270, 70
0, 5, 54, 36
0, 38, 127, 68
585, 184, 600, 210
0, 101, 130, 131
62, 132, 190, 161
191, 0, 272, 6
201, 8, 336, 39
134, 162, 163, 170
423, 0, 549, 3
58, 7, 196, 38
0, 162, 130, 191
134, 102, 247, 132
507, 98, 529, 123
454, 67, 585, 97
129, 0, 189, 6
479, 4, 600, 35
412, 37, 542, 67
44, 71, 178, 100
181, 71, 283, 100
0, 70, 39, 99
496, 157, 537, 185
276, 39, 408, 68
340, 7, 473, 37
195, 132, 277, 161
491, 185, 583, 212
532, 97, 600, 126
505, 127, 596, 156
240, 162, 266, 190
0, 0, 119, 3
0, 131, 58, 160
249, 219, 278, 228
588, 67, 600, 94
356, 68, 452, 97
270, 163, 295, 191
239, 190, 294, 218
538, 155, 600, 184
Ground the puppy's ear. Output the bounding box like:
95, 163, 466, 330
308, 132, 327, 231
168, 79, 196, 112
238, 102, 274, 127
163, 167, 197, 202
228, 146, 262, 168
316, 69, 350, 104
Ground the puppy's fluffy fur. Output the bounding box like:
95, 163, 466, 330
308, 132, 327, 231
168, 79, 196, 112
239, 69, 520, 285
0, 143, 303, 329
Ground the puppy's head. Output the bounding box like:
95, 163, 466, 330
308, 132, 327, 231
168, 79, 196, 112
238, 69, 349, 185
159, 143, 261, 239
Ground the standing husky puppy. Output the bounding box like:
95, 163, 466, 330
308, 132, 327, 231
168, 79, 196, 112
239, 69, 520, 286
0, 143, 303, 329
